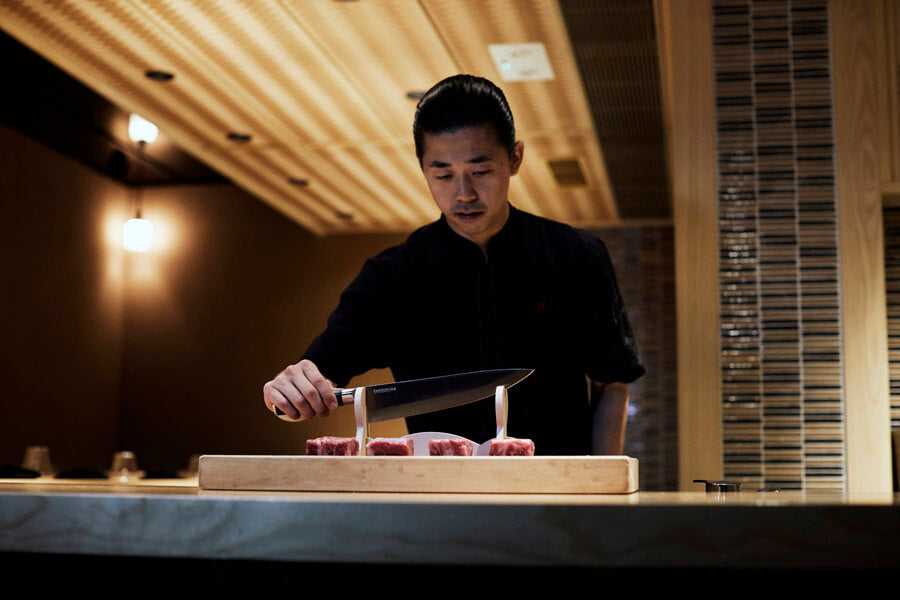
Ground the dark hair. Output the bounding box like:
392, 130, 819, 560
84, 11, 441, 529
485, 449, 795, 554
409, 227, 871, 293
413, 74, 516, 164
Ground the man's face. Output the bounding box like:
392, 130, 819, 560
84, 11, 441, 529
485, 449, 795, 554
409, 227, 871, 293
420, 123, 524, 250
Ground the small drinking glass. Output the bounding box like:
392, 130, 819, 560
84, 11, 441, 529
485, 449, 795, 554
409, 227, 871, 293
21, 445, 54, 476
108, 451, 144, 481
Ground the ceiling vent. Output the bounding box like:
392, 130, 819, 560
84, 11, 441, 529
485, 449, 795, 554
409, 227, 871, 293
547, 157, 588, 188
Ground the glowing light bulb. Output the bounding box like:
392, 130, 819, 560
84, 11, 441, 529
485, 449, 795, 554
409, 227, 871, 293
123, 217, 154, 252
128, 114, 158, 144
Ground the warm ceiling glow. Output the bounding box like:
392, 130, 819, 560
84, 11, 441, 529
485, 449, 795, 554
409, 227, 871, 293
128, 113, 158, 144
123, 217, 154, 252
0, 0, 626, 232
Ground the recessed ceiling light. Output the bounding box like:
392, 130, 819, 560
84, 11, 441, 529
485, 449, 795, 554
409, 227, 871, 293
406, 91, 425, 100
288, 177, 309, 187
227, 132, 252, 142
488, 43, 555, 81
145, 70, 174, 81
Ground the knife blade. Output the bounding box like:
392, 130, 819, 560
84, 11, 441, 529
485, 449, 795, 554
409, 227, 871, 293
273, 368, 532, 422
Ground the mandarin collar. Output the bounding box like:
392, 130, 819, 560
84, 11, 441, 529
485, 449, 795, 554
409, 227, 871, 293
438, 203, 522, 263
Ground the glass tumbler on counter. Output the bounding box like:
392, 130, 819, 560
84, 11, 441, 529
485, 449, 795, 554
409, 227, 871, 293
108, 451, 145, 482
21, 445, 54, 476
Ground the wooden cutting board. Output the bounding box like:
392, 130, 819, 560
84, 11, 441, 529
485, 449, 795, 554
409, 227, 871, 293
198, 455, 638, 494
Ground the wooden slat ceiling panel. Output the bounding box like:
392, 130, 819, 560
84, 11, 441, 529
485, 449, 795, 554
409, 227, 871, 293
559, 0, 670, 220
514, 134, 618, 223
278, 0, 459, 141
0, 0, 669, 234
310, 144, 438, 229
136, 1, 391, 144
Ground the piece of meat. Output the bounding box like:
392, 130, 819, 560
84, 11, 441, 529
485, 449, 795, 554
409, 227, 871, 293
366, 437, 415, 456
428, 439, 474, 456
489, 438, 535, 456
306, 436, 359, 456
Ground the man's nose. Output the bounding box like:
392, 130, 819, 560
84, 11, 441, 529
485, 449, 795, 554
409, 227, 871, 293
455, 174, 476, 201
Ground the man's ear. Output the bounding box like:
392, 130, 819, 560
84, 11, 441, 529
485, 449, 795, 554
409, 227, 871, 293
510, 140, 525, 175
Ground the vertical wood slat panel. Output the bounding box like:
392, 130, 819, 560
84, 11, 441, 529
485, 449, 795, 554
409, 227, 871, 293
883, 0, 900, 185
831, 0, 893, 492
656, 0, 722, 489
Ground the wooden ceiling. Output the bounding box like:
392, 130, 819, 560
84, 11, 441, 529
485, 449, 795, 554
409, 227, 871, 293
0, 0, 669, 235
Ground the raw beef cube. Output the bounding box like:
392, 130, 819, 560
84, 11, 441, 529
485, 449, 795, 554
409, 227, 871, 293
306, 436, 359, 456
366, 437, 414, 456
489, 438, 535, 456
428, 439, 474, 456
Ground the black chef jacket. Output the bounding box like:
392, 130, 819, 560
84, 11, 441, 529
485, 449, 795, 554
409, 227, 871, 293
303, 204, 644, 455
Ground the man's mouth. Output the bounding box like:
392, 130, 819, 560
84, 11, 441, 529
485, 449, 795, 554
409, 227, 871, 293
455, 211, 484, 222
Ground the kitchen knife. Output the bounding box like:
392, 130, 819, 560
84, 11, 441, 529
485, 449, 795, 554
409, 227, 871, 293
273, 368, 532, 422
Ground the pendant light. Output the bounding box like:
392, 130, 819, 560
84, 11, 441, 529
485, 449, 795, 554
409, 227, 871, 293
123, 114, 157, 252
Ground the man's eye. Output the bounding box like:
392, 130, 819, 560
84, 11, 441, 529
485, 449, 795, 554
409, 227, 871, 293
473, 170, 491, 176
435, 174, 452, 180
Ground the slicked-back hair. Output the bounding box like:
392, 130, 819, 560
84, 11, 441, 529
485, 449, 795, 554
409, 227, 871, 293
413, 74, 516, 165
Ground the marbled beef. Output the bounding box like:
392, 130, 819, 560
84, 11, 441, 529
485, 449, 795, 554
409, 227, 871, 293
489, 438, 535, 456
428, 439, 474, 456
306, 436, 359, 456
366, 437, 415, 456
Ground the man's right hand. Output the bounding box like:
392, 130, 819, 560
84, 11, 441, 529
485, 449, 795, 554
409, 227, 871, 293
263, 359, 339, 421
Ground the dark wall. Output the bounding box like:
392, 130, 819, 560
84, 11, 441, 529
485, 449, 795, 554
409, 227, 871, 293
116, 184, 406, 470
1, 123, 124, 470
0, 122, 406, 472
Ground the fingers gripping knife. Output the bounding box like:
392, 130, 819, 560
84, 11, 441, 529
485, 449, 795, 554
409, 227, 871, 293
272, 369, 531, 456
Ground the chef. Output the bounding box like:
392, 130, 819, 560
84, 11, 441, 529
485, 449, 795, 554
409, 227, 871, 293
263, 74, 644, 455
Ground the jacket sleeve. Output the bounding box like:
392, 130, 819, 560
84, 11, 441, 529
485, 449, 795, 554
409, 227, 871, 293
301, 247, 399, 387
578, 232, 645, 384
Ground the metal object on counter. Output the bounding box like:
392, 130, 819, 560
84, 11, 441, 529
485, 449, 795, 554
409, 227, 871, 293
693, 479, 742, 493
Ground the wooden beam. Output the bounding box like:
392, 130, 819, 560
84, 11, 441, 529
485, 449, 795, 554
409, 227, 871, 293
655, 0, 722, 490
831, 0, 893, 493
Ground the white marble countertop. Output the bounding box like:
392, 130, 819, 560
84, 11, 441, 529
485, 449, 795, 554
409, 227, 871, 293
1, 478, 898, 568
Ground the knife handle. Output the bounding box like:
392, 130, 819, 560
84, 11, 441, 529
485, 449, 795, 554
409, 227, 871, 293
273, 388, 355, 421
